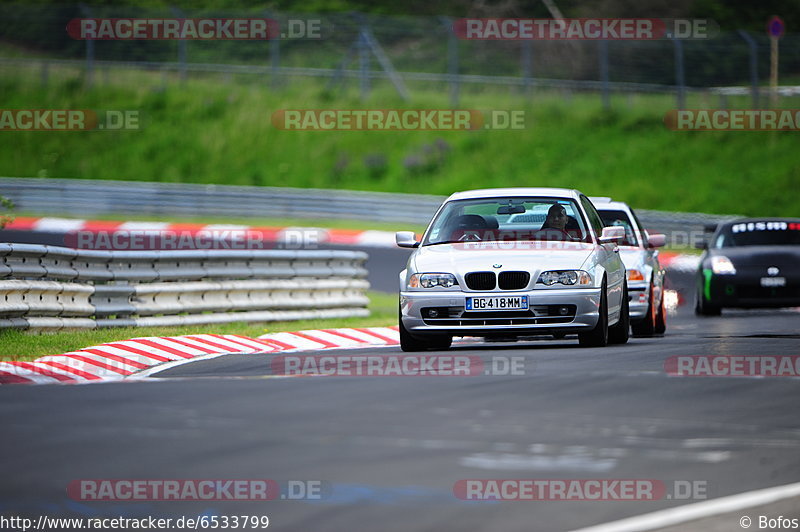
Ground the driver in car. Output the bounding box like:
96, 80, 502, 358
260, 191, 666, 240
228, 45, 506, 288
535, 204, 579, 241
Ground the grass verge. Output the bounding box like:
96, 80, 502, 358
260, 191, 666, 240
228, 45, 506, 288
0, 291, 396, 363
2, 62, 798, 217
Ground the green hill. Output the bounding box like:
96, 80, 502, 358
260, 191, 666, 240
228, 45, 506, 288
1, 64, 797, 217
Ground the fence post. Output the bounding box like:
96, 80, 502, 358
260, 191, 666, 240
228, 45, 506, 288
170, 6, 187, 83
355, 14, 370, 101
41, 60, 49, 87
359, 31, 370, 100
521, 39, 533, 96
79, 4, 94, 87
599, 39, 609, 110
265, 10, 281, 88
441, 17, 459, 107
672, 37, 686, 109
737, 30, 760, 109
361, 20, 410, 100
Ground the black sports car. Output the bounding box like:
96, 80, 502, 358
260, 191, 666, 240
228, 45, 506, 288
695, 218, 800, 315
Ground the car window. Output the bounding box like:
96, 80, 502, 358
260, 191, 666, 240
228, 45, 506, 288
715, 221, 800, 247
423, 197, 590, 245
597, 209, 639, 246
629, 208, 648, 247
580, 196, 604, 240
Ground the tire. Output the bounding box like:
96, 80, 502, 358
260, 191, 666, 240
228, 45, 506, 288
608, 281, 630, 345
429, 336, 453, 350
631, 281, 656, 337
694, 285, 721, 316
654, 287, 667, 335
399, 309, 452, 352
579, 280, 609, 347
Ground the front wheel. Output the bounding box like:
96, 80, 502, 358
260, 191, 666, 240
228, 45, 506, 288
631, 281, 656, 337
399, 310, 452, 352
579, 281, 608, 347
695, 286, 721, 316
654, 288, 667, 334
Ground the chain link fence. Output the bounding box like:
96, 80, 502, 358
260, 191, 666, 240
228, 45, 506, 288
1, 5, 799, 107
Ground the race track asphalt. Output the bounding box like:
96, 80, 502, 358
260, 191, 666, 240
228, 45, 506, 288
1, 230, 799, 531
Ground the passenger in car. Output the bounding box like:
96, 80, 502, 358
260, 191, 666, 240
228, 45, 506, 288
537, 204, 581, 241
541, 204, 569, 231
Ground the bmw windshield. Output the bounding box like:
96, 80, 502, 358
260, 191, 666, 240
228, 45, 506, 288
422, 197, 590, 245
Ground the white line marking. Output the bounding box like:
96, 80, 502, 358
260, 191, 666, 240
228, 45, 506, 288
117, 221, 171, 230
128, 342, 399, 378
202, 224, 251, 230
57, 352, 141, 373
262, 332, 328, 349
128, 352, 239, 379
570, 480, 800, 532
138, 338, 213, 357
188, 334, 260, 352
0, 363, 59, 384
33, 217, 86, 232
297, 329, 366, 347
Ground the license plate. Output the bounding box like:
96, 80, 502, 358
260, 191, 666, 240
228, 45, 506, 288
760, 277, 786, 287
466, 296, 528, 311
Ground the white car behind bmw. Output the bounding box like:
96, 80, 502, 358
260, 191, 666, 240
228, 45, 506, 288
592, 197, 667, 336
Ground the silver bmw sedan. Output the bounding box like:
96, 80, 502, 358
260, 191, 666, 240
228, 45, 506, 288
396, 188, 629, 350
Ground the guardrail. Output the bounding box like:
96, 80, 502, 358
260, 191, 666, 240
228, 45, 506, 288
0, 177, 441, 225
0, 243, 369, 330
0, 177, 740, 236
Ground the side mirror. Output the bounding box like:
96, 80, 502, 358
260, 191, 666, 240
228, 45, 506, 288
395, 231, 419, 248
599, 225, 625, 244
694, 240, 708, 250
646, 232, 666, 248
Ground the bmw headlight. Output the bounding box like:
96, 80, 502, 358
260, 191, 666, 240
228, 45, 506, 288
711, 256, 737, 275
537, 270, 593, 286
408, 273, 458, 289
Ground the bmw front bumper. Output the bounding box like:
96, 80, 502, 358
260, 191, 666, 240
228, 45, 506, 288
400, 288, 603, 338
